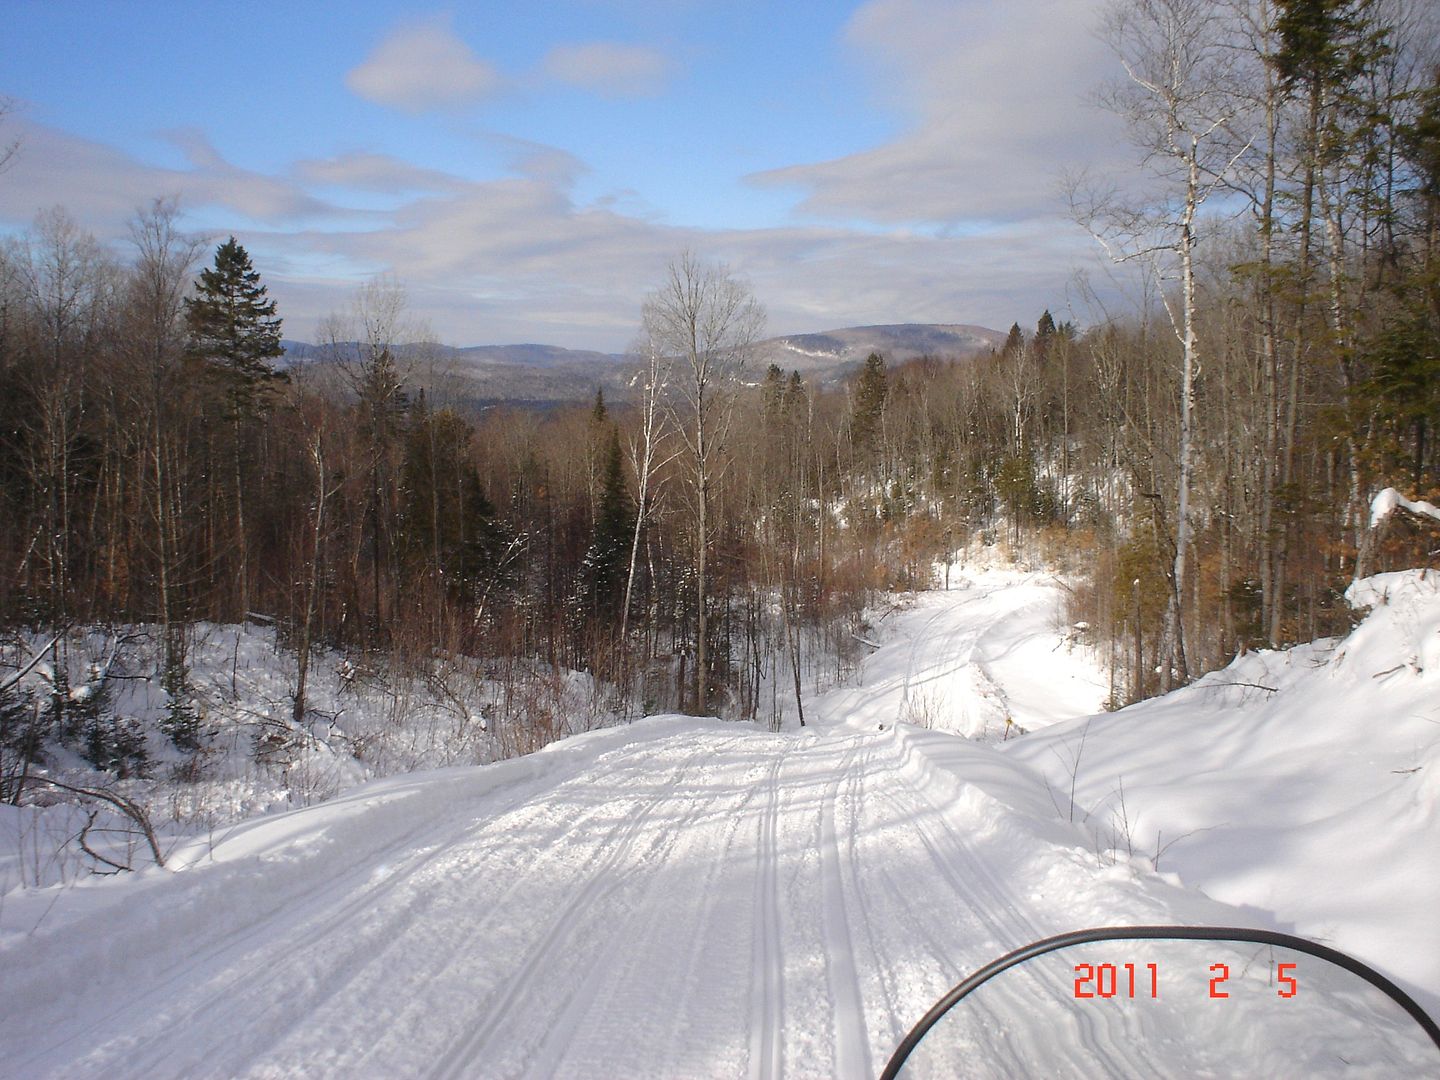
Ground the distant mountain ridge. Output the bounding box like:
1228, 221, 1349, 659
279, 340, 625, 369
280, 322, 1004, 406
751, 323, 1006, 376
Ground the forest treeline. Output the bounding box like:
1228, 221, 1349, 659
2, 0, 1438, 780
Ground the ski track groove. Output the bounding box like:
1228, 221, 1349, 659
15, 784, 528, 1077
511, 744, 767, 1080
334, 739, 743, 1079
839, 739, 907, 1061
35, 736, 732, 1079
883, 775, 1157, 1078
425, 736, 730, 1080
897, 604, 952, 720
22, 725, 1155, 1080
865, 783, 1018, 1072
747, 746, 788, 1080
818, 737, 871, 1079
897, 581, 1013, 733
227, 743, 703, 1071
866, 775, 1109, 1078
339, 732, 763, 1079
347, 740, 747, 1057
867, 850, 1025, 1077
650, 751, 778, 1077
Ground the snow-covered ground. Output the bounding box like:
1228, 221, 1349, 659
0, 625, 616, 892
1006, 568, 1440, 1020
2, 566, 1438, 1077
810, 568, 1109, 739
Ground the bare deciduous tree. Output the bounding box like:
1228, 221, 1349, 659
1076, 0, 1251, 689
0, 97, 20, 177
320, 276, 432, 637
641, 253, 764, 713
620, 336, 679, 654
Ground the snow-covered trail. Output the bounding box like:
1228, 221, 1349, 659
0, 718, 1189, 1078
4, 568, 1437, 1077
810, 569, 1108, 738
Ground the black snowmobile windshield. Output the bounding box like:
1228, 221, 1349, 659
882, 927, 1440, 1079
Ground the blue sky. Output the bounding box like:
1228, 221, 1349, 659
2, 0, 1127, 350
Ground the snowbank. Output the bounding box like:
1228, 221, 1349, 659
1006, 568, 1440, 1013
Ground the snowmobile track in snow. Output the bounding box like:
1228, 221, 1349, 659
9, 566, 1434, 1077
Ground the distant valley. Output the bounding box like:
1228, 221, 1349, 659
281, 322, 1005, 408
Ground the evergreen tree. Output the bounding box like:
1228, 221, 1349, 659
1360, 293, 1439, 491
1003, 323, 1025, 355
456, 470, 513, 610
185, 237, 287, 415
400, 400, 515, 610
184, 237, 286, 619
762, 364, 786, 420
1272, 0, 1374, 95
851, 352, 888, 457
583, 427, 632, 619
402, 397, 464, 571
784, 370, 806, 416
1035, 310, 1057, 361
588, 386, 610, 520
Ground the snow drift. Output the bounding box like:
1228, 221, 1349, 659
1007, 568, 1440, 1016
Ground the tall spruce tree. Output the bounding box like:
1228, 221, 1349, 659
584, 427, 632, 621
1035, 309, 1057, 361
851, 352, 888, 460
185, 237, 286, 416
1003, 323, 1025, 355
184, 237, 286, 618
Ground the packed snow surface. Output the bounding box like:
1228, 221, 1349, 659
3, 568, 1438, 1077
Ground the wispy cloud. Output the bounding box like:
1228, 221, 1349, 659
0, 113, 1102, 352
542, 42, 676, 99
293, 152, 467, 194
751, 0, 1126, 226
483, 134, 591, 188
346, 16, 502, 112
0, 119, 334, 233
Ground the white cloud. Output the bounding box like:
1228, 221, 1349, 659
294, 152, 466, 194
483, 133, 590, 188
346, 17, 501, 112
751, 0, 1128, 226
0, 116, 1109, 354
277, 175, 1102, 349
542, 42, 675, 99
0, 120, 334, 233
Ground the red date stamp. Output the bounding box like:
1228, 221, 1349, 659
1073, 961, 1299, 1000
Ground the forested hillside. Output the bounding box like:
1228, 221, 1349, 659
2, 0, 1438, 800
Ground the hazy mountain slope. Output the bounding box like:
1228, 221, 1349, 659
751, 323, 1006, 378
278, 322, 1005, 406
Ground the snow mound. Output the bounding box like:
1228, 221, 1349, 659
1344, 569, 1440, 685
1006, 568, 1440, 1014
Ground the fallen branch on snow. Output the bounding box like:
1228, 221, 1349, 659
19, 775, 166, 870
